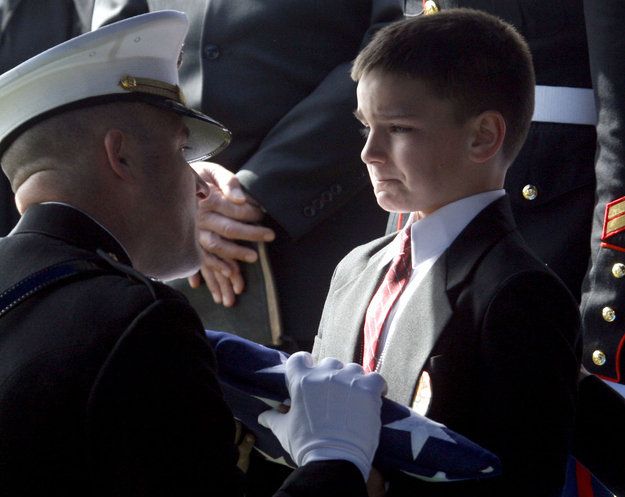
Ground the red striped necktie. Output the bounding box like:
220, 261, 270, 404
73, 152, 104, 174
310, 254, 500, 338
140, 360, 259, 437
362, 226, 412, 373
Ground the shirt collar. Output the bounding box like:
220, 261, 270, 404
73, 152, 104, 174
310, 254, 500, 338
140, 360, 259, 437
380, 190, 505, 269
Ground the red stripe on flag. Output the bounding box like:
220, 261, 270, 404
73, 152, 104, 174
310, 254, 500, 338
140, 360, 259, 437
576, 462, 594, 497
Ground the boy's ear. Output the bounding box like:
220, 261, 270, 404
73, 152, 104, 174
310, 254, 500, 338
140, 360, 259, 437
468, 111, 506, 164
103, 128, 136, 183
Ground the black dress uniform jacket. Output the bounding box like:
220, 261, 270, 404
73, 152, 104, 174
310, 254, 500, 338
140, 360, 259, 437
0, 203, 367, 497
580, 0, 625, 383
314, 196, 582, 496
92, 0, 404, 348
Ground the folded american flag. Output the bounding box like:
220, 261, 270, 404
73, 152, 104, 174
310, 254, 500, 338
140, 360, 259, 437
205, 330, 501, 482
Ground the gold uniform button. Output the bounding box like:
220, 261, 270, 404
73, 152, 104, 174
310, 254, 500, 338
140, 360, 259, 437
522, 184, 538, 200
592, 350, 607, 366
108, 252, 119, 262
613, 263, 625, 278
602, 306, 616, 322
424, 0, 439, 15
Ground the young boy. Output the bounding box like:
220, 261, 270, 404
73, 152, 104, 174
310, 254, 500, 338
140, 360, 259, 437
312, 9, 581, 496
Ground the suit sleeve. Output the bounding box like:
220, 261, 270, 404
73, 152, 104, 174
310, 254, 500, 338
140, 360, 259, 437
580, 0, 625, 384
475, 271, 580, 496
235, 0, 404, 240
85, 297, 246, 496
274, 461, 367, 497
91, 0, 149, 29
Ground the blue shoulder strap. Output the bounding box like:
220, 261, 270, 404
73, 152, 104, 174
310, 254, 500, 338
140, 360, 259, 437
0, 258, 109, 318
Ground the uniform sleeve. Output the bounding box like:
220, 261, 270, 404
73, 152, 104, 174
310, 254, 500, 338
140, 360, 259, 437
274, 460, 367, 497
475, 271, 580, 496
85, 297, 246, 496
580, 0, 625, 384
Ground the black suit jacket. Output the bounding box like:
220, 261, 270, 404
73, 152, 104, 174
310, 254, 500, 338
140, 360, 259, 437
0, 0, 94, 237
314, 196, 581, 496
0, 203, 367, 497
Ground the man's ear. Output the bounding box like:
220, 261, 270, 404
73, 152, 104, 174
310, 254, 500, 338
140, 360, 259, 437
103, 128, 135, 183
468, 111, 506, 164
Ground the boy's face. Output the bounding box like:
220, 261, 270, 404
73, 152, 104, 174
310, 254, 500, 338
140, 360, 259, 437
356, 70, 476, 216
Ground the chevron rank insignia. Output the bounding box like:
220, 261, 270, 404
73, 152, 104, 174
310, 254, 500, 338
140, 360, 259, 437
603, 196, 625, 240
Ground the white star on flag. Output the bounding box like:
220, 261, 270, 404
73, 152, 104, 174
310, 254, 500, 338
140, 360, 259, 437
257, 358, 287, 375
384, 410, 456, 460
254, 447, 295, 468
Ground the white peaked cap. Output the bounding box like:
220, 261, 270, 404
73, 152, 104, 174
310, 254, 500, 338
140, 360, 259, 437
0, 10, 231, 162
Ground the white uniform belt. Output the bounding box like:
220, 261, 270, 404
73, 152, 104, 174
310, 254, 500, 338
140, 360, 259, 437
532, 85, 596, 125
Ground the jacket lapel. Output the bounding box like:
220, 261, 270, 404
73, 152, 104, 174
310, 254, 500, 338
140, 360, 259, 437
317, 236, 394, 363
319, 196, 517, 405
379, 196, 517, 406
377, 256, 453, 405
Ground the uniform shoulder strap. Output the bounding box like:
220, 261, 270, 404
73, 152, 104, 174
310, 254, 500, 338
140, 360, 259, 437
0, 257, 113, 318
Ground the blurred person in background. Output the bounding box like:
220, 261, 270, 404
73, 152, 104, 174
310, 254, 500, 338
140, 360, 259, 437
0, 0, 94, 236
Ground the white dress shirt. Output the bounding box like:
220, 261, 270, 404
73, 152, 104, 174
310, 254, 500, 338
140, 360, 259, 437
374, 190, 506, 361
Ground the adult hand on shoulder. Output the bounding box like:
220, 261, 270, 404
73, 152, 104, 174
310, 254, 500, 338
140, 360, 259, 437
258, 352, 387, 480
188, 162, 276, 305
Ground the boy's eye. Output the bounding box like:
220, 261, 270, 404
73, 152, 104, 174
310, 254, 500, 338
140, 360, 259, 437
180, 145, 192, 153
359, 127, 370, 138
390, 125, 411, 134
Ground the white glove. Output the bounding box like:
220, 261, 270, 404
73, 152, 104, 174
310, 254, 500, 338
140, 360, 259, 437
258, 352, 387, 480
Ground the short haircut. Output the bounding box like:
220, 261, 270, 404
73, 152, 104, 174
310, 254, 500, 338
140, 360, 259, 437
1, 102, 156, 188
352, 9, 535, 161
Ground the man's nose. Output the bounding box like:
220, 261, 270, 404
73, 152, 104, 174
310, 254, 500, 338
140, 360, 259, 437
193, 167, 209, 200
